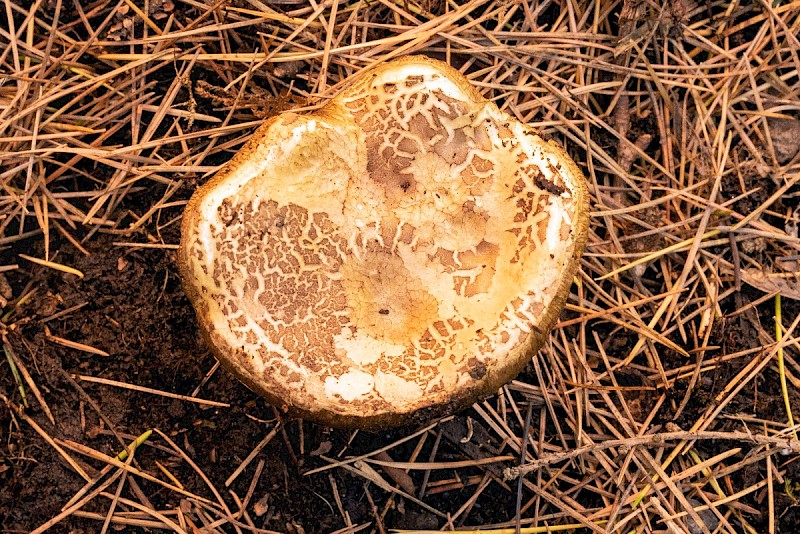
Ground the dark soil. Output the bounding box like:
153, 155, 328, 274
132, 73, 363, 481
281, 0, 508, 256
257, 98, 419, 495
2, 222, 798, 532
0, 225, 541, 532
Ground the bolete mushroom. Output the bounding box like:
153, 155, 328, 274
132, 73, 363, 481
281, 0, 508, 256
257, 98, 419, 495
178, 56, 589, 429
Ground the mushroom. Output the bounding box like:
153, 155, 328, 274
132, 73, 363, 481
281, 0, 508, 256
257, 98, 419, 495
178, 56, 589, 429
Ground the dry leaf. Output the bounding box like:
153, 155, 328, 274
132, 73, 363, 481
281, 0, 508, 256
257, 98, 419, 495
739, 268, 800, 300
373, 450, 416, 495
253, 494, 269, 516
309, 440, 332, 457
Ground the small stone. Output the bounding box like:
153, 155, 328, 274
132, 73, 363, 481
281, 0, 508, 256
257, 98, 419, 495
768, 117, 800, 164
686, 498, 719, 534
394, 509, 439, 530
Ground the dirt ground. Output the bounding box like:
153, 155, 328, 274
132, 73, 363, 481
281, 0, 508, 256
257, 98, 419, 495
8, 229, 800, 532
2, 0, 800, 533
4, 227, 800, 531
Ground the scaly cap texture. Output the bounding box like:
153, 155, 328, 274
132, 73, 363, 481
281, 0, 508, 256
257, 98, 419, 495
178, 56, 589, 428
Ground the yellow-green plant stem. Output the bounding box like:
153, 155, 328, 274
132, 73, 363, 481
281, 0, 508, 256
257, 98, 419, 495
689, 450, 756, 533
776, 295, 797, 440
3, 343, 28, 408
117, 429, 153, 461
1, 289, 36, 323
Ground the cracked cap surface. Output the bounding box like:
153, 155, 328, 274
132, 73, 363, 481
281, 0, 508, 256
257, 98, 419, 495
178, 56, 589, 428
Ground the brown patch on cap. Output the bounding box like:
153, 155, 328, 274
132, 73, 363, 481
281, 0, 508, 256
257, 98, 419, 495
339, 245, 439, 345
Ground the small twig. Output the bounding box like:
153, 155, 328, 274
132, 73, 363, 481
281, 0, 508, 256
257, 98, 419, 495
505, 430, 800, 480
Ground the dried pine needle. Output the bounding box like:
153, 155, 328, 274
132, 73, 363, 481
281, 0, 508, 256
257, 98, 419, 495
4, 0, 800, 531
18, 254, 83, 279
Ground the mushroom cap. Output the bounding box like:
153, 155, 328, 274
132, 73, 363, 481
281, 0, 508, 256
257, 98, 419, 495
178, 56, 589, 429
